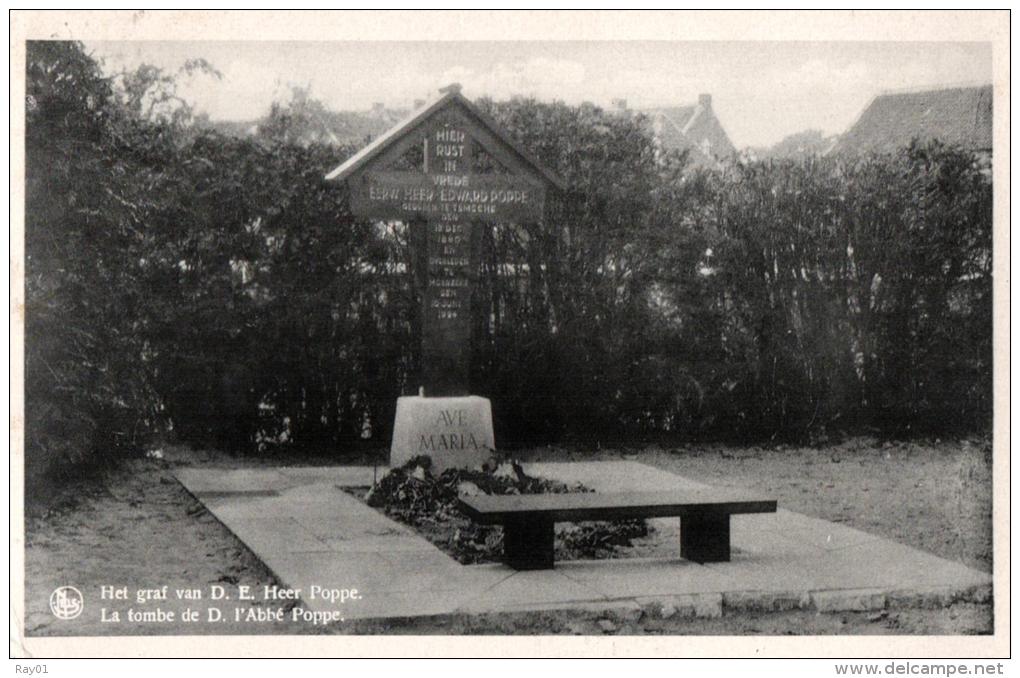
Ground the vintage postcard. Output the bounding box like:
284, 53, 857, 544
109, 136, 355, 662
9, 9, 1010, 661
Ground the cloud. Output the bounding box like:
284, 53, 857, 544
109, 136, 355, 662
436, 57, 586, 101
781, 58, 872, 91
192, 57, 292, 119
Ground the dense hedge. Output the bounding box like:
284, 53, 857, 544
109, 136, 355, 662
25, 42, 993, 483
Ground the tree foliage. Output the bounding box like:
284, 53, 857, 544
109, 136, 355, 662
24, 43, 994, 485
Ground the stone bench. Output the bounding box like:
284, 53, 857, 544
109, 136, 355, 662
459, 490, 777, 570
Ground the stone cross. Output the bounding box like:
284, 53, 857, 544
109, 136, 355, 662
420, 118, 478, 396
326, 85, 563, 468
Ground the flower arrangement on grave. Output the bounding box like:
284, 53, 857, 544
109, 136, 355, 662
355, 456, 649, 564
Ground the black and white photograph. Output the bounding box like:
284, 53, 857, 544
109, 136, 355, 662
10, 9, 1009, 661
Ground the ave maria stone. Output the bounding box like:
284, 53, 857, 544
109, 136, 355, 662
390, 396, 495, 472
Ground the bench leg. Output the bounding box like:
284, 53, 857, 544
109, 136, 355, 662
503, 517, 555, 570
681, 512, 731, 563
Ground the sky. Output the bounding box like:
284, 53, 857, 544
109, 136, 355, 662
84, 40, 992, 149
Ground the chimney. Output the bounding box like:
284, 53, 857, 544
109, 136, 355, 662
413, 98, 425, 109
698, 93, 712, 109
371, 102, 385, 115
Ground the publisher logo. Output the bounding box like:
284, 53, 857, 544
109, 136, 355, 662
49, 586, 83, 620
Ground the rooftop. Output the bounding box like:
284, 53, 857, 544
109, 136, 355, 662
832, 85, 993, 155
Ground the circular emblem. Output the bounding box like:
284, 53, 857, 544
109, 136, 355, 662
49, 586, 83, 620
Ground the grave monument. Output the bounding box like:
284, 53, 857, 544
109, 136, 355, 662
326, 84, 563, 471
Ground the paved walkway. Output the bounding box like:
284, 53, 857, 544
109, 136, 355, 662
174, 462, 991, 620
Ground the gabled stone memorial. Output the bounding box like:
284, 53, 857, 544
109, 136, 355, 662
326, 84, 564, 471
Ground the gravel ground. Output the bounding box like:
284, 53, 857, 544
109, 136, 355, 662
21, 437, 993, 637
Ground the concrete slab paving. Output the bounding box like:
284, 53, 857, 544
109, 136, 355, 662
304, 511, 409, 536
525, 461, 707, 493
637, 593, 724, 618
730, 515, 825, 556
221, 516, 332, 554
775, 510, 886, 551
373, 549, 461, 572
402, 561, 515, 594
487, 599, 644, 618
174, 467, 295, 495
457, 569, 609, 613
811, 588, 890, 612
557, 557, 732, 598
790, 538, 992, 591
175, 461, 993, 621
703, 551, 819, 594
721, 589, 812, 613
260, 550, 416, 595
276, 466, 389, 486
324, 535, 447, 554
343, 588, 483, 620
439, 569, 519, 597
192, 495, 285, 524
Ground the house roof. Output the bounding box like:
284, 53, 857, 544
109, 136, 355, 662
324, 85, 565, 191
644, 99, 736, 165
649, 106, 697, 131
832, 85, 993, 155
647, 106, 696, 151
200, 105, 407, 148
